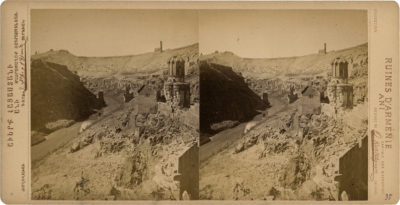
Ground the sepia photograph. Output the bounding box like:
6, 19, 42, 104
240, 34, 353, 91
30, 9, 199, 200
0, 2, 398, 203
199, 10, 368, 200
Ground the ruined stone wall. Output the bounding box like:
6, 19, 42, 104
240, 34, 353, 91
336, 84, 353, 108
336, 136, 368, 200
164, 82, 174, 102
173, 83, 191, 108
300, 95, 321, 115
177, 103, 199, 131
178, 145, 199, 200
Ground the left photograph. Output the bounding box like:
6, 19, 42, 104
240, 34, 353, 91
30, 9, 199, 200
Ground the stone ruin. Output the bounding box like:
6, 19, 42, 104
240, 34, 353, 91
154, 41, 163, 53
163, 56, 191, 109
97, 91, 106, 107
287, 86, 298, 104
318, 43, 327, 55
123, 84, 134, 103
299, 86, 321, 115
173, 145, 199, 200
327, 57, 354, 109
262, 92, 271, 107
335, 136, 368, 200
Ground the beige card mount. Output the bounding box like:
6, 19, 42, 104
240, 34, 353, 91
0, 1, 399, 204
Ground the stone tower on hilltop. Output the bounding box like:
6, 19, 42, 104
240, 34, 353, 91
327, 57, 353, 109
164, 56, 190, 108
318, 43, 327, 54
154, 41, 163, 53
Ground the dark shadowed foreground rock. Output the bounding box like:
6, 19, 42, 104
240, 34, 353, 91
199, 61, 267, 135
31, 59, 105, 132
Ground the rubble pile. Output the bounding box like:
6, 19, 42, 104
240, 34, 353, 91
151, 140, 196, 200
259, 127, 296, 157
32, 184, 53, 200
230, 107, 367, 200
32, 94, 198, 200
281, 152, 312, 189
116, 152, 148, 188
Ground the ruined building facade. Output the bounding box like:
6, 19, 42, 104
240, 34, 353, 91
327, 57, 354, 109
164, 56, 190, 108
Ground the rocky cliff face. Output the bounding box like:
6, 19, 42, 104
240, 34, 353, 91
199, 61, 267, 133
31, 60, 104, 132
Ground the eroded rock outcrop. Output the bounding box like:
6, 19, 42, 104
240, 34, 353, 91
31, 60, 105, 132
199, 61, 267, 134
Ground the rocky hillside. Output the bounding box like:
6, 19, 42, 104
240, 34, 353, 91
199, 61, 267, 133
200, 98, 368, 200
32, 88, 198, 200
31, 60, 104, 132
32, 43, 199, 78
202, 43, 368, 80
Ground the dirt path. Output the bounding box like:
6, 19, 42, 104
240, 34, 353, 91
31, 93, 124, 164
200, 95, 288, 162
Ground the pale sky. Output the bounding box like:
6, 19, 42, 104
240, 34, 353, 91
31, 10, 199, 57
199, 10, 368, 58
32, 10, 367, 58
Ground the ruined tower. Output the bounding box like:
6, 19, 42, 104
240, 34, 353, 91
331, 57, 349, 83
164, 56, 190, 108
168, 56, 185, 82
327, 57, 353, 109
318, 43, 327, 54
154, 41, 163, 53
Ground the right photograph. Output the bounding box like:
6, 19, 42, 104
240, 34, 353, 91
199, 10, 368, 200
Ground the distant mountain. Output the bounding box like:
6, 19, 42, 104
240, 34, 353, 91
200, 61, 267, 133
31, 60, 104, 131
202, 43, 368, 79
32, 43, 199, 78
